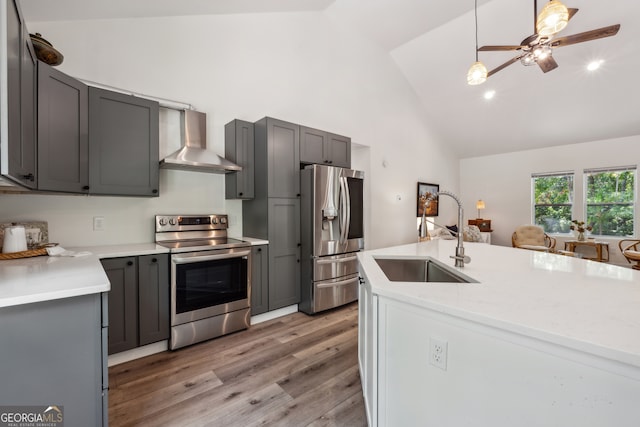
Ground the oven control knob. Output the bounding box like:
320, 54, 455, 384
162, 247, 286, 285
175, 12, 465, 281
212, 218, 218, 224
169, 218, 177, 226
220, 217, 227, 224
158, 217, 168, 226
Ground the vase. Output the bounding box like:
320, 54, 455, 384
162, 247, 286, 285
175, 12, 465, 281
576, 231, 585, 241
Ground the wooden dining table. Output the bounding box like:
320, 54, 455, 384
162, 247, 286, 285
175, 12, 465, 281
564, 239, 610, 262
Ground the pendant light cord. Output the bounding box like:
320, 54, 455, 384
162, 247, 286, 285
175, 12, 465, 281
474, 0, 479, 61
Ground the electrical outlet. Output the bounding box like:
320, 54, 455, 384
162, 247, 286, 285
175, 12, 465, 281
429, 337, 448, 371
93, 216, 105, 231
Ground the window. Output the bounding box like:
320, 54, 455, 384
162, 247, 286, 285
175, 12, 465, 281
532, 172, 574, 233
585, 166, 636, 237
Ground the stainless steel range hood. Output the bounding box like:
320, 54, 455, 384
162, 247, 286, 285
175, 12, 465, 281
160, 110, 241, 174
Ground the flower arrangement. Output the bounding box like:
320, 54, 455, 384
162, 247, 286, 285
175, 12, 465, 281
570, 219, 593, 234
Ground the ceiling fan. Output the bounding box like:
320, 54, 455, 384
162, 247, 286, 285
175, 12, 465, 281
478, 0, 621, 78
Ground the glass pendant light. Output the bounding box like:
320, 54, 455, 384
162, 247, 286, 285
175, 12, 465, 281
536, 0, 569, 36
467, 0, 487, 85
467, 61, 488, 85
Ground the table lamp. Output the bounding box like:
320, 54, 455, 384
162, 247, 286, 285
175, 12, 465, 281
476, 200, 485, 219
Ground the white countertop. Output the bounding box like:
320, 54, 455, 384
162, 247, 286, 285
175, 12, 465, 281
0, 254, 110, 308
0, 238, 267, 309
358, 239, 640, 367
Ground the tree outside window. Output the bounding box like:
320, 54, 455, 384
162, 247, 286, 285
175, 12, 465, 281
532, 172, 574, 233
585, 166, 636, 237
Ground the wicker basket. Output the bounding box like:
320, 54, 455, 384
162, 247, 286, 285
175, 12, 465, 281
0, 245, 51, 260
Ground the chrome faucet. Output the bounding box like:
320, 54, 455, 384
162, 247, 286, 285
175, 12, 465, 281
427, 190, 471, 268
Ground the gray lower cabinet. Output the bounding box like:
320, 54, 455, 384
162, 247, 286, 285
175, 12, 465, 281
300, 126, 351, 168
0, 0, 37, 188
268, 198, 301, 309
225, 119, 255, 199
37, 61, 89, 192
89, 87, 160, 196
138, 254, 170, 346
250, 244, 269, 315
0, 293, 108, 426
102, 254, 169, 354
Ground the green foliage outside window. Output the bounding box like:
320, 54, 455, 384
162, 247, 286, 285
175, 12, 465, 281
533, 174, 573, 233
585, 170, 635, 236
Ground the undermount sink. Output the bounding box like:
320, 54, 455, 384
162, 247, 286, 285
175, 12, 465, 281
374, 257, 477, 283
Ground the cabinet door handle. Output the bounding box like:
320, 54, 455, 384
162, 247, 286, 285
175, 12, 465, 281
127, 261, 133, 266
82, 185, 90, 191
22, 173, 34, 181
151, 258, 157, 263
257, 248, 262, 252
152, 189, 158, 194
239, 192, 243, 196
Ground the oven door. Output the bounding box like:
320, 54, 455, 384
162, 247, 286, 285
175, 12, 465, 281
171, 247, 251, 326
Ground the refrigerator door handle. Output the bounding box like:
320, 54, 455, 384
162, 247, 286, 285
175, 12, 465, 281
339, 176, 351, 243
316, 275, 359, 289
316, 254, 358, 264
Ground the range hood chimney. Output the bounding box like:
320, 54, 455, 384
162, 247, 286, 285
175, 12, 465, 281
160, 110, 241, 174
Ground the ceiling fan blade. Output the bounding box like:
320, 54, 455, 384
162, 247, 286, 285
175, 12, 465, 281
478, 45, 523, 51
487, 56, 522, 77
551, 24, 621, 48
537, 56, 558, 73
568, 8, 579, 21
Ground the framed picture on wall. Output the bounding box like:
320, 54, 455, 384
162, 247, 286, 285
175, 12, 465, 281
417, 182, 439, 217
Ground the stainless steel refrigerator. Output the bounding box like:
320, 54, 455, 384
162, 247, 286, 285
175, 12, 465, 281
299, 164, 364, 314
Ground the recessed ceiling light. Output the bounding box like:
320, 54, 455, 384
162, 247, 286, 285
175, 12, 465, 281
587, 60, 604, 71
483, 90, 496, 100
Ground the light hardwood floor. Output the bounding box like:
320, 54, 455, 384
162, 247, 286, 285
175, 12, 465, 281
108, 302, 367, 427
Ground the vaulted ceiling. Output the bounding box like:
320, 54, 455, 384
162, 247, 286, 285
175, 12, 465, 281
21, 0, 640, 158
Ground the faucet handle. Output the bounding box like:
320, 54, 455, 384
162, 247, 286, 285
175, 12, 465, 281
450, 255, 471, 264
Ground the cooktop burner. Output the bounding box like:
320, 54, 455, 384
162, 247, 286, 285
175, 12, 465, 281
155, 214, 250, 253
156, 237, 249, 253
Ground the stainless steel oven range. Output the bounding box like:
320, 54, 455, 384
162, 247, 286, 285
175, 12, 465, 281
155, 214, 251, 350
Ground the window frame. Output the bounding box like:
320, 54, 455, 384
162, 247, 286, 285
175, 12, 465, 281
583, 165, 636, 238
531, 171, 575, 234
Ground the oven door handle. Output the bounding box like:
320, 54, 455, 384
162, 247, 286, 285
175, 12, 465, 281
172, 249, 251, 264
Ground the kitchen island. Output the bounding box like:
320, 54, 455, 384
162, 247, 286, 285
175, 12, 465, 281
0, 254, 111, 426
357, 239, 640, 427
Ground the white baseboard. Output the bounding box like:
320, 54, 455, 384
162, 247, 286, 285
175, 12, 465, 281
108, 341, 168, 367
250, 304, 298, 325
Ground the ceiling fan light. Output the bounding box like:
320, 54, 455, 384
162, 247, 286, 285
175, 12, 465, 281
467, 61, 488, 85
520, 54, 536, 66
536, 0, 569, 36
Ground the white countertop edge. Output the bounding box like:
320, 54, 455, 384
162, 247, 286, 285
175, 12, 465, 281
374, 284, 640, 371
232, 237, 269, 246
0, 283, 110, 308
69, 243, 170, 258
358, 240, 640, 370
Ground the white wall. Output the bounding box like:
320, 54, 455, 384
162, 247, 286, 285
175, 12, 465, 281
460, 135, 640, 265
0, 11, 460, 249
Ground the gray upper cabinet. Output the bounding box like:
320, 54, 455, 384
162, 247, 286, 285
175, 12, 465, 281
37, 62, 89, 193
300, 126, 351, 168
89, 87, 159, 196
256, 117, 300, 198
225, 119, 255, 199
0, 0, 37, 188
